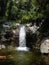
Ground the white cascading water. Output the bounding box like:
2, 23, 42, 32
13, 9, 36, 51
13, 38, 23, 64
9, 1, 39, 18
16, 25, 29, 51
19, 25, 26, 47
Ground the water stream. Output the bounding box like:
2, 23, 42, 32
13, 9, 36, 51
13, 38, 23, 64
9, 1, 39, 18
16, 25, 29, 51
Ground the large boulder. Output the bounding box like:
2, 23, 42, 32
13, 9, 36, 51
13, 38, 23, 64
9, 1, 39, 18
40, 38, 49, 53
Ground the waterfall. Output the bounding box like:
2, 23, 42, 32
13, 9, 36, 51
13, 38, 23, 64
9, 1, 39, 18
16, 25, 29, 51
19, 26, 26, 47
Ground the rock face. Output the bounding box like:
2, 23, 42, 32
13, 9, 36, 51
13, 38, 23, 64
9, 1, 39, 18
13, 28, 19, 36
40, 38, 49, 53
26, 23, 39, 36
1, 23, 40, 49
0, 44, 5, 49
28, 24, 39, 34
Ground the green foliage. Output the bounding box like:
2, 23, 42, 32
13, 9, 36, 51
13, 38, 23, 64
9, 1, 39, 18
0, 0, 49, 23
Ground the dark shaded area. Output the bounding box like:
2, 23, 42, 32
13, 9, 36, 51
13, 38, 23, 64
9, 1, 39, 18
26, 31, 37, 49
39, 18, 49, 37
4, 31, 13, 39
0, 0, 8, 17
0, 59, 15, 65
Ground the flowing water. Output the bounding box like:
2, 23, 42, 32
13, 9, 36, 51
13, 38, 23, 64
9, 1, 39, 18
19, 25, 26, 47
16, 25, 29, 51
